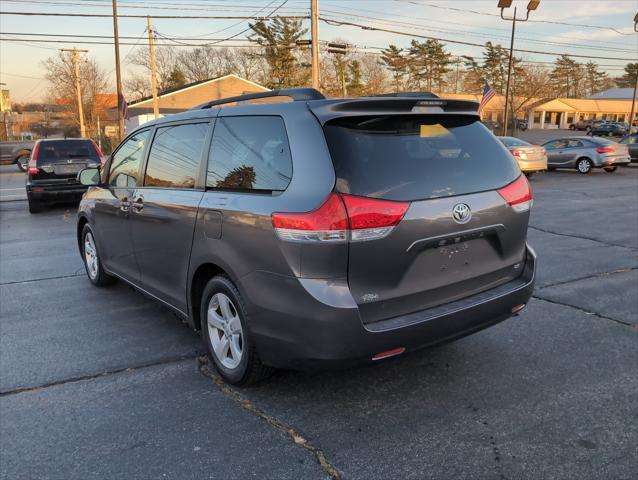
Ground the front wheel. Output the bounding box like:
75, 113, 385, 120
81, 224, 116, 286
603, 166, 617, 173
201, 275, 273, 386
577, 158, 593, 174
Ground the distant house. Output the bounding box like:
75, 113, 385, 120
126, 74, 268, 123
439, 92, 635, 129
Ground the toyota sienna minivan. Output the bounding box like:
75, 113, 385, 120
76, 88, 536, 385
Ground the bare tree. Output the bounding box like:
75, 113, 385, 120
128, 46, 181, 91
42, 52, 110, 139
124, 72, 151, 101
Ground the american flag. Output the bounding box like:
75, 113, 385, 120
479, 84, 496, 115
118, 93, 130, 120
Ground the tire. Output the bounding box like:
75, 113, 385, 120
576, 158, 593, 174
603, 166, 617, 173
524, 172, 534, 179
81, 224, 116, 286
28, 198, 44, 214
569, 125, 575, 131
200, 275, 273, 386
16, 153, 29, 172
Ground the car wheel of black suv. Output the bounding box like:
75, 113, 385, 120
81, 224, 116, 286
201, 275, 273, 386
28, 198, 44, 214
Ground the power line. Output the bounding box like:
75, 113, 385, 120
0, 10, 309, 19
320, 17, 637, 62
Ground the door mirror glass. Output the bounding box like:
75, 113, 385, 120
78, 167, 100, 186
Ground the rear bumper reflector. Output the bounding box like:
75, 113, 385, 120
372, 347, 406, 361
511, 303, 526, 313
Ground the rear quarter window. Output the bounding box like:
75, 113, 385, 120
323, 115, 520, 202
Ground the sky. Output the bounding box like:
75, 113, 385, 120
0, 0, 636, 103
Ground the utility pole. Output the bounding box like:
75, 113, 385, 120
311, 0, 320, 90
61, 47, 88, 138
498, 0, 540, 136
112, 0, 124, 141
147, 16, 160, 119
630, 68, 638, 134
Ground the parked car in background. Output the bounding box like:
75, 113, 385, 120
516, 119, 528, 131
569, 119, 607, 132
498, 136, 547, 178
542, 136, 630, 174
482, 119, 500, 133
588, 123, 627, 137
618, 134, 638, 163
26, 138, 105, 213
0, 140, 34, 172
76, 88, 536, 386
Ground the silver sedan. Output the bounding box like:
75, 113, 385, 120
541, 136, 631, 174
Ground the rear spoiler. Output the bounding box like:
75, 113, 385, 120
308, 97, 480, 125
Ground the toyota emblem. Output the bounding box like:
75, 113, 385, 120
452, 203, 471, 224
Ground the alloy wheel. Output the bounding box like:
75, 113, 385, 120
577, 159, 591, 174
207, 293, 243, 369
84, 232, 99, 279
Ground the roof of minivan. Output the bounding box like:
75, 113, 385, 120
134, 94, 480, 131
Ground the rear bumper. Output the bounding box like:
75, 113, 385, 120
26, 183, 87, 200
518, 158, 547, 172
595, 156, 631, 167
243, 244, 536, 370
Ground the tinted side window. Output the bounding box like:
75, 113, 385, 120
144, 123, 208, 189
207, 116, 292, 191
108, 130, 150, 187
567, 140, 583, 148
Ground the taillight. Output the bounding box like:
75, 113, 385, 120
596, 147, 614, 154
28, 142, 40, 175
510, 149, 520, 157
271, 193, 348, 243
342, 194, 409, 242
497, 175, 532, 213
90, 140, 106, 164
272, 193, 409, 243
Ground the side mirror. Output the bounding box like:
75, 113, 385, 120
78, 167, 100, 186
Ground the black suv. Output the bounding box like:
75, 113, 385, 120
76, 89, 536, 385
27, 138, 105, 213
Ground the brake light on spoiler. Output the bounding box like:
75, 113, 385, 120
272, 193, 409, 243
498, 175, 533, 213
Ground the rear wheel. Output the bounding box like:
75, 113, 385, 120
81, 224, 116, 286
603, 166, 617, 173
16, 153, 29, 172
28, 198, 44, 214
201, 275, 273, 386
577, 158, 593, 174
524, 172, 534, 179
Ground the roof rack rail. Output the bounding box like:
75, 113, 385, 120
366, 92, 439, 99
192, 87, 326, 110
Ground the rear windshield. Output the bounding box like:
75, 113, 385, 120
38, 140, 99, 163
589, 137, 615, 145
499, 137, 531, 147
324, 115, 520, 201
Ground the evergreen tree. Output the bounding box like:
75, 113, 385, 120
249, 18, 308, 89
347, 60, 364, 96
165, 68, 187, 90
583, 61, 608, 96
616, 63, 638, 88
408, 39, 451, 91
550, 55, 585, 97
380, 45, 407, 92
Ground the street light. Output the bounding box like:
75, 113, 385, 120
499, 1, 541, 136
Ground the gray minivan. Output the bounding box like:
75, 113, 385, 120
77, 89, 536, 385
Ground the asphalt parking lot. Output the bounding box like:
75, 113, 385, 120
1, 164, 637, 479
